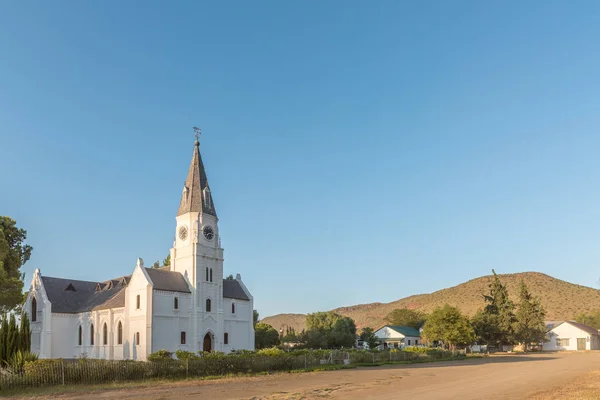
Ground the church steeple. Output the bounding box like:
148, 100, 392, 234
177, 129, 217, 217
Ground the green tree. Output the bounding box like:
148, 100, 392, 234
20, 312, 31, 352
225, 274, 234, 280
422, 304, 475, 350
514, 280, 546, 351
163, 254, 171, 267
254, 322, 280, 349
0, 313, 6, 364
481, 269, 516, 346
6, 313, 18, 362
0, 217, 33, 311
253, 310, 259, 326
384, 308, 427, 329
471, 310, 502, 345
283, 326, 298, 342
152, 261, 160, 268
575, 310, 600, 329
305, 312, 356, 349
359, 327, 380, 350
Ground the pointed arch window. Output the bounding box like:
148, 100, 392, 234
117, 321, 123, 345
103, 323, 108, 345
224, 332, 229, 345
210, 268, 213, 282
231, 303, 235, 314
204, 187, 212, 210
206, 298, 212, 312
181, 331, 186, 345
136, 295, 140, 309
206, 267, 209, 282
174, 297, 179, 310
78, 326, 82, 346
90, 324, 95, 345
31, 297, 37, 322
135, 332, 140, 345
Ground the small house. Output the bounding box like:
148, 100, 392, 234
373, 325, 421, 349
543, 320, 600, 351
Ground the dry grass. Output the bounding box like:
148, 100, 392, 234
262, 272, 600, 331
527, 369, 600, 400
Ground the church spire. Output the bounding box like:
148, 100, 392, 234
177, 128, 217, 217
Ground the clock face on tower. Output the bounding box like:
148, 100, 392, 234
178, 225, 188, 241
203, 225, 214, 241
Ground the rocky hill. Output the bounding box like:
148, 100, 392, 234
261, 272, 600, 332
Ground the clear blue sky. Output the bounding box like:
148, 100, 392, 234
1, 1, 600, 318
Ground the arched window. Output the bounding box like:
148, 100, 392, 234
210, 268, 213, 282
174, 297, 179, 310
204, 188, 212, 209
231, 303, 235, 314
117, 321, 123, 345
90, 324, 95, 345
206, 267, 209, 281
31, 297, 37, 322
181, 331, 186, 345
224, 332, 229, 345
136, 295, 140, 309
135, 332, 140, 345
205, 298, 212, 312
103, 323, 108, 345
78, 326, 82, 346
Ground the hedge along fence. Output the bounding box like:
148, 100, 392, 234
0, 349, 462, 391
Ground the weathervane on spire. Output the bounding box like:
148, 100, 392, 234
193, 126, 201, 142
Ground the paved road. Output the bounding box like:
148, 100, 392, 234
45, 352, 600, 400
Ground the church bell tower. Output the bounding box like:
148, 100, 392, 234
170, 128, 224, 290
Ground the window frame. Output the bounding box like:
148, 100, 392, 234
90, 323, 95, 346
174, 296, 179, 310
31, 297, 37, 322
181, 331, 186, 345
224, 332, 229, 345
135, 332, 140, 346
136, 295, 141, 309
117, 321, 123, 345
205, 298, 212, 312
78, 325, 82, 346
103, 323, 108, 345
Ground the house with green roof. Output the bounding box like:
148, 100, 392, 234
374, 325, 421, 349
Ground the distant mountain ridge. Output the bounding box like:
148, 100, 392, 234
261, 272, 600, 332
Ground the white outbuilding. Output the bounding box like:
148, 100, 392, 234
373, 325, 421, 349
542, 321, 600, 351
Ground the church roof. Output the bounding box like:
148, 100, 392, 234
177, 138, 217, 217
41, 276, 129, 314
223, 279, 250, 301
144, 268, 191, 293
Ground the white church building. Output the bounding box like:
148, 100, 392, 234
24, 135, 255, 360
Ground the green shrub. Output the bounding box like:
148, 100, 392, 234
256, 347, 284, 356
175, 350, 199, 360
147, 349, 173, 361
7, 350, 38, 374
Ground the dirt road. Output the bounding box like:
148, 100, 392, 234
43, 352, 600, 400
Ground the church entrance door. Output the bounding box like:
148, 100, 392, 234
203, 333, 212, 352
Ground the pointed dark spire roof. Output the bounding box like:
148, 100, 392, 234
177, 138, 217, 216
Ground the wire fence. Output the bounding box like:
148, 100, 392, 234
0, 350, 462, 391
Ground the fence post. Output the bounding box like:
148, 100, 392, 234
186, 359, 189, 377
61, 361, 65, 386
372, 352, 375, 364
304, 354, 307, 369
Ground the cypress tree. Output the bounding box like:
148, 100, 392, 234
0, 313, 5, 365
481, 270, 516, 346
20, 312, 31, 352
514, 279, 546, 351
7, 313, 18, 361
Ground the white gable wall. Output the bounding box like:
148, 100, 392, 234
543, 322, 599, 351
152, 290, 192, 354
124, 265, 153, 360
374, 326, 420, 346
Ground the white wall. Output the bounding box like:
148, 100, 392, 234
543, 322, 598, 351
124, 265, 152, 360
374, 326, 420, 347
152, 290, 191, 354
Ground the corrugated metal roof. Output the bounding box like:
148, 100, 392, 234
144, 268, 191, 293
385, 325, 421, 337
223, 279, 250, 301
